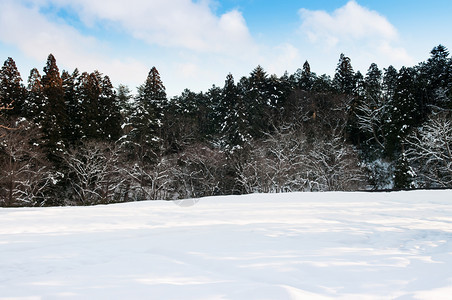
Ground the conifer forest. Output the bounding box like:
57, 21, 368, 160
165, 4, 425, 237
1, 45, 451, 206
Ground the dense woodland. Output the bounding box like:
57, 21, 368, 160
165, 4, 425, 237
1, 45, 452, 206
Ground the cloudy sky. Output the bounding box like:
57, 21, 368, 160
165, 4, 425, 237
0, 0, 451, 97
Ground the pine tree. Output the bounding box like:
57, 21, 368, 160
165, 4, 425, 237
26, 68, 45, 124
0, 57, 26, 116
125, 67, 167, 161
243, 65, 271, 137
393, 153, 415, 190
312, 74, 333, 92
346, 71, 364, 145
99, 75, 121, 141
267, 73, 291, 129
137, 66, 167, 133
117, 84, 133, 116
365, 63, 383, 102
382, 65, 398, 100
116, 84, 133, 142
162, 89, 211, 153
41, 54, 68, 157
333, 53, 355, 94
290, 61, 316, 91
421, 44, 451, 111
62, 69, 82, 145
353, 71, 365, 98
207, 84, 223, 137
78, 71, 101, 139
385, 67, 421, 155
299, 60, 315, 91
219, 74, 250, 152
140, 67, 167, 103
75, 71, 121, 141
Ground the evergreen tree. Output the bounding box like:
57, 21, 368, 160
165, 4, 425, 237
207, 84, 223, 137
393, 153, 415, 189
78, 71, 101, 139
382, 65, 398, 100
301, 61, 313, 90
62, 69, 82, 145
117, 84, 133, 117
346, 71, 364, 145
365, 63, 383, 102
137, 66, 167, 132
385, 67, 421, 155
125, 67, 167, 161
312, 74, 333, 92
181, 90, 216, 141
353, 71, 365, 98
141, 67, 167, 102
243, 65, 271, 137
41, 54, 68, 157
99, 75, 121, 141
75, 71, 121, 141
162, 89, 208, 152
333, 53, 355, 94
421, 44, 451, 110
266, 73, 292, 129
292, 61, 315, 91
116, 84, 133, 145
219, 74, 250, 152
0, 57, 25, 116
26, 68, 45, 124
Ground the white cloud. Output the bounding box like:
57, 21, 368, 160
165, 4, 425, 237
0, 0, 261, 96
37, 0, 258, 57
0, 0, 148, 89
179, 62, 200, 78
2, 0, 418, 98
378, 42, 412, 63
299, 1, 414, 69
300, 1, 397, 46
266, 43, 301, 75
0, 1, 99, 62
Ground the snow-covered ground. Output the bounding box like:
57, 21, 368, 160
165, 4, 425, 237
1, 191, 452, 300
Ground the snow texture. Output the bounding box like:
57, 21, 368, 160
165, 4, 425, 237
1, 190, 452, 299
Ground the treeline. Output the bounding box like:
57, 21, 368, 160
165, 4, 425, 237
1, 45, 451, 206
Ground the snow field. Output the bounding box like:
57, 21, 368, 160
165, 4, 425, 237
1, 190, 452, 299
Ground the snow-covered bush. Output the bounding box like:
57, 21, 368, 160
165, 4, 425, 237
0, 120, 54, 206
236, 126, 366, 193
406, 114, 452, 188
236, 128, 311, 193
63, 141, 126, 205
170, 144, 226, 199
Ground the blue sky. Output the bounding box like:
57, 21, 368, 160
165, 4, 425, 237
0, 0, 451, 97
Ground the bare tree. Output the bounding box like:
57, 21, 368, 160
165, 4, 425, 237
236, 125, 366, 193
0, 120, 53, 206
236, 127, 312, 193
64, 141, 125, 205
124, 154, 174, 201
171, 144, 225, 199
356, 98, 387, 150
0, 101, 14, 137
406, 114, 452, 187
237, 128, 314, 193
307, 135, 366, 191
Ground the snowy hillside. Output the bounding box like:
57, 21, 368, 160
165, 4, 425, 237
1, 191, 452, 299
